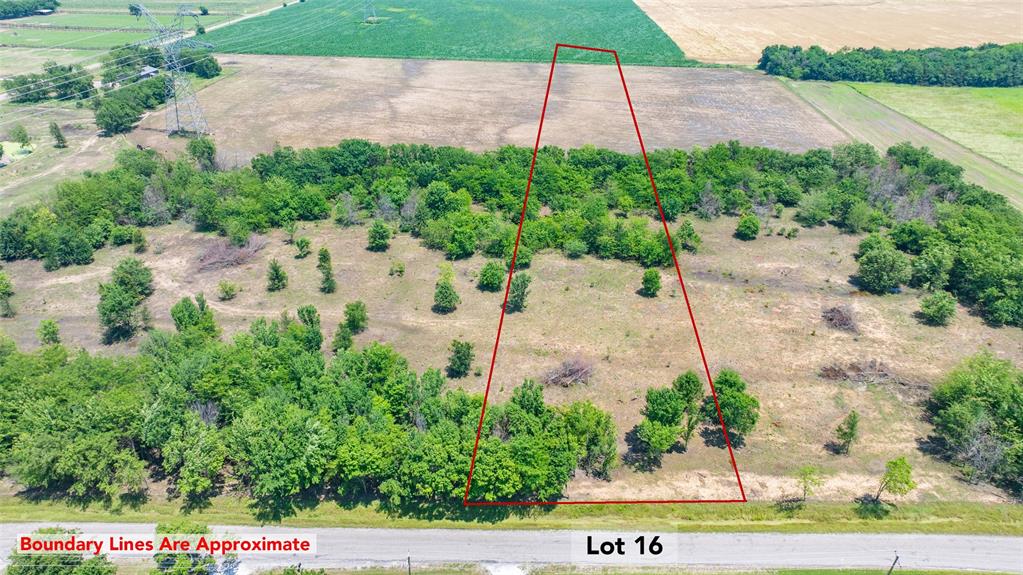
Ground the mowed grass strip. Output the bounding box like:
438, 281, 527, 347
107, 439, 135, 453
0, 495, 1019, 535
204, 0, 691, 66
850, 83, 1023, 174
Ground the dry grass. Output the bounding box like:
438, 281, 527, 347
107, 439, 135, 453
2, 213, 1019, 504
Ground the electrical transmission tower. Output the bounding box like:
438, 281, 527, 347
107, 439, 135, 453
130, 3, 211, 136
363, 0, 376, 22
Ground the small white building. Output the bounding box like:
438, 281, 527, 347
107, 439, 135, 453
139, 66, 160, 79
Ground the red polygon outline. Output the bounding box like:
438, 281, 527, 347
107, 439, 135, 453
462, 43, 747, 506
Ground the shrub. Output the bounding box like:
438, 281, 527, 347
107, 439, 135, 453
109, 225, 138, 246
506, 272, 532, 313
37, 319, 60, 345
294, 237, 311, 258
919, 291, 957, 326
317, 248, 336, 293
367, 220, 391, 251
833, 410, 859, 454
267, 259, 288, 292
0, 271, 13, 318
217, 280, 238, 301
389, 260, 405, 277
735, 213, 760, 240
857, 246, 911, 294
112, 258, 154, 298
331, 323, 353, 352
564, 238, 587, 259
477, 260, 504, 292
433, 277, 460, 314
675, 219, 701, 253
446, 339, 474, 378
702, 369, 759, 441
344, 300, 368, 334
641, 268, 661, 297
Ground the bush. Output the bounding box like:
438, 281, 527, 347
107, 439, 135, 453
344, 300, 368, 333
295, 237, 311, 258
506, 272, 532, 313
857, 246, 911, 294
703, 369, 759, 442
446, 339, 473, 378
37, 319, 60, 345
0, 271, 14, 318
112, 258, 154, 298
367, 220, 391, 251
317, 248, 336, 293
735, 213, 760, 240
675, 219, 701, 252
389, 260, 405, 277
267, 259, 288, 292
641, 268, 661, 297
433, 277, 460, 314
331, 323, 353, 352
564, 238, 587, 259
109, 225, 138, 246
217, 280, 238, 301
477, 260, 504, 292
919, 291, 957, 326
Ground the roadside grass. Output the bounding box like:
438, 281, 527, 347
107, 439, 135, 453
203, 0, 691, 66
0, 494, 1019, 535
849, 83, 1023, 174
782, 79, 1023, 210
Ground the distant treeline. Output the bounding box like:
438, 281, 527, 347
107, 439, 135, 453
0, 0, 58, 20
0, 139, 1020, 326
757, 43, 1023, 87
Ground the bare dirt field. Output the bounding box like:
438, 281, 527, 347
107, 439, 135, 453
129, 54, 847, 167
634, 0, 1023, 65
2, 216, 1019, 504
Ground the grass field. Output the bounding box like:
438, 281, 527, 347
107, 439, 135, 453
57, 0, 278, 14
204, 0, 691, 66
11, 12, 227, 29
783, 79, 1023, 211
0, 27, 149, 49
850, 83, 1023, 174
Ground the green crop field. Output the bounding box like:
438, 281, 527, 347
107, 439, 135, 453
204, 0, 691, 66
0, 27, 149, 49
851, 83, 1023, 174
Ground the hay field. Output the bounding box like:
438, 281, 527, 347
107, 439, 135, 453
634, 0, 1023, 65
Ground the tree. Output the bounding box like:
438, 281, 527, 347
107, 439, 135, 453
97, 281, 148, 342
446, 339, 473, 378
37, 319, 60, 345
10, 124, 30, 148
641, 268, 661, 297
294, 237, 311, 258
170, 294, 218, 339
344, 300, 368, 333
161, 413, 226, 501
795, 464, 823, 501
317, 247, 336, 293
735, 213, 760, 240
564, 401, 618, 478
672, 370, 703, 449
644, 387, 685, 426
112, 258, 154, 298
635, 419, 679, 458
367, 219, 391, 251
0, 271, 14, 317
675, 219, 701, 252
833, 410, 859, 454
857, 246, 911, 294
49, 122, 67, 149
186, 136, 216, 171
506, 272, 531, 313
332, 323, 353, 352
95, 98, 141, 134
875, 456, 917, 502
217, 280, 238, 301
703, 369, 759, 442
433, 265, 459, 314
267, 259, 288, 292
919, 291, 956, 326
477, 260, 504, 292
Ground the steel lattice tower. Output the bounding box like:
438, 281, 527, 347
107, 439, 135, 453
130, 3, 212, 136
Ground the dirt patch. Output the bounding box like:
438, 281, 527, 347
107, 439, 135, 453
634, 0, 1023, 65
129, 54, 846, 163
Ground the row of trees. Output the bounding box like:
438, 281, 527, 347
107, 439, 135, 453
0, 139, 1019, 326
758, 43, 1023, 86
1, 60, 94, 103
0, 298, 619, 513
0, 0, 58, 19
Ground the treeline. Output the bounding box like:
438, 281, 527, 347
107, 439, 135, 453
757, 43, 1023, 87
0, 139, 1019, 326
1, 60, 93, 103
0, 301, 619, 513
0, 0, 58, 20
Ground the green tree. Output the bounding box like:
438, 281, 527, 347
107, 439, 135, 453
0, 271, 14, 317
344, 300, 368, 333
317, 247, 336, 293
10, 124, 30, 148
217, 280, 238, 301
703, 369, 759, 442
833, 410, 859, 454
446, 339, 473, 378
37, 319, 60, 345
635, 419, 679, 458
294, 236, 311, 258
111, 257, 154, 298
332, 323, 353, 352
477, 260, 504, 292
186, 136, 216, 171
857, 246, 911, 294
367, 219, 391, 251
433, 265, 460, 314
735, 213, 760, 240
641, 268, 661, 297
874, 456, 917, 502
644, 387, 685, 426
564, 401, 618, 478
97, 281, 148, 342
919, 291, 956, 326
795, 464, 823, 501
162, 413, 226, 502
506, 272, 531, 313
675, 219, 701, 252
49, 121, 67, 149
170, 293, 218, 339
672, 370, 703, 449
95, 98, 141, 134
267, 259, 288, 292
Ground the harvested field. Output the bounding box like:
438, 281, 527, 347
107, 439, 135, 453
634, 0, 1023, 65
2, 216, 1019, 503
785, 80, 1023, 210
130, 54, 847, 165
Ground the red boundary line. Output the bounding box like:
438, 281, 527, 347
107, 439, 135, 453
462, 43, 747, 507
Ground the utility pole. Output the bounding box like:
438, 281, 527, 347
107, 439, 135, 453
885, 552, 900, 575
130, 3, 212, 136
